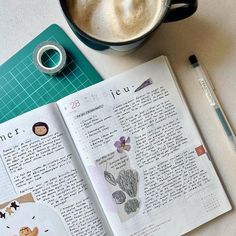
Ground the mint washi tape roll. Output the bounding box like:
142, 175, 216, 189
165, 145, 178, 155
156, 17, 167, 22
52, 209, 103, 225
33, 41, 67, 76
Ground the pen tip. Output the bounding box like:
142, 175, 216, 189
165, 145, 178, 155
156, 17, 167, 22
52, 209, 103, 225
188, 54, 199, 68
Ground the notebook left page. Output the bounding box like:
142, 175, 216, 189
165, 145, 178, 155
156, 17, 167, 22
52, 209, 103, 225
0, 104, 107, 236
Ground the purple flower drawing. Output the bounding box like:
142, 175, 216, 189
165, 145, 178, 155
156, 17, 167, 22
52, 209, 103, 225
114, 136, 131, 153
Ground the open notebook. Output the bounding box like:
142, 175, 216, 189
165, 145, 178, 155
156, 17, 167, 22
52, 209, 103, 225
0, 56, 231, 236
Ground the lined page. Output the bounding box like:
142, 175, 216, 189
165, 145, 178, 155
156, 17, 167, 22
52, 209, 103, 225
0, 156, 16, 203
58, 56, 231, 236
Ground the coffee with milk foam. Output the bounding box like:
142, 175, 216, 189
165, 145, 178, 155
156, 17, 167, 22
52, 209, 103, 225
67, 0, 164, 42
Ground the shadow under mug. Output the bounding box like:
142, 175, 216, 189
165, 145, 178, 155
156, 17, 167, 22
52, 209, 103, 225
59, 0, 198, 51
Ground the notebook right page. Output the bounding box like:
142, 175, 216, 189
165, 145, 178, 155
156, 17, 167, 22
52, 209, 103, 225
58, 56, 231, 236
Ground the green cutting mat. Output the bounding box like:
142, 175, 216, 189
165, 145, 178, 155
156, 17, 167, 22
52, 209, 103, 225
0, 24, 103, 123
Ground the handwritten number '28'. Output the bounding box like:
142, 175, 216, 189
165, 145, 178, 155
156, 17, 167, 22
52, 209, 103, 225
70, 100, 80, 109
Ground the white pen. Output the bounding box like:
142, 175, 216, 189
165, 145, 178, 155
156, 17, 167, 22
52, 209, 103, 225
189, 54, 236, 150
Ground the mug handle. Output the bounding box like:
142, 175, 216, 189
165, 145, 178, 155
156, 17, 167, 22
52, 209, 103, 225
164, 0, 198, 22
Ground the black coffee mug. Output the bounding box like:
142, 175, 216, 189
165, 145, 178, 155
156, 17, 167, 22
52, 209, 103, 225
59, 0, 198, 51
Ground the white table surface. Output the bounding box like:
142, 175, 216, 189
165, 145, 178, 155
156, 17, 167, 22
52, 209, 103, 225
1, 0, 236, 235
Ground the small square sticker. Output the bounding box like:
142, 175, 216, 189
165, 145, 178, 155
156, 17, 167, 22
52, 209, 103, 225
195, 145, 206, 156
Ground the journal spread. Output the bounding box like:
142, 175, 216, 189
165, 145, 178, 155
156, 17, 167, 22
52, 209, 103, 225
0, 56, 231, 236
